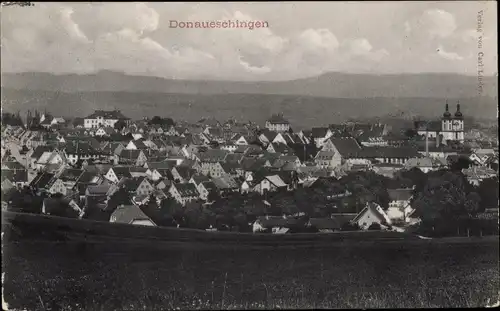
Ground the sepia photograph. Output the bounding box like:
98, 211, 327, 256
1, 1, 499, 309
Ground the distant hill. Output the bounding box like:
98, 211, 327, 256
2, 88, 497, 130
1, 71, 498, 98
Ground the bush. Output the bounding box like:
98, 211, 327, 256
368, 223, 382, 230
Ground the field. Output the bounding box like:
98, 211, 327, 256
3, 232, 499, 310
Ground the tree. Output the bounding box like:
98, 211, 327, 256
158, 196, 183, 226
150, 116, 163, 125
449, 156, 473, 171
404, 128, 418, 139
477, 177, 499, 210
412, 171, 477, 236
207, 189, 221, 203
114, 120, 127, 131
368, 223, 382, 230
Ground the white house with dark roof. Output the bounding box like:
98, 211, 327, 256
84, 110, 129, 129
169, 183, 199, 205
352, 202, 392, 230
265, 114, 290, 132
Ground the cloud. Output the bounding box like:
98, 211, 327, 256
420, 9, 457, 38
436, 46, 463, 61
343, 38, 389, 61
1, 2, 498, 78
239, 57, 271, 74
59, 7, 90, 44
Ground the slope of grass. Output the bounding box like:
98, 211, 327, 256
3, 238, 499, 310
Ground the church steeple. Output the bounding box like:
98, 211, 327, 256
454, 102, 463, 119
442, 102, 451, 119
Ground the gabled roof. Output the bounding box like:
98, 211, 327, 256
191, 174, 210, 185
308, 218, 342, 230
58, 168, 85, 182
118, 176, 148, 192
198, 149, 229, 163
31, 146, 54, 159
118, 149, 144, 160
353, 202, 392, 226
86, 110, 129, 120
267, 114, 289, 124
255, 216, 304, 228
225, 153, 244, 164
2, 161, 25, 170
1, 169, 28, 183
173, 166, 196, 180
146, 161, 176, 170
357, 146, 420, 159
212, 175, 239, 189
111, 205, 154, 225
311, 127, 330, 138
328, 137, 362, 158
30, 172, 56, 189
388, 188, 413, 202
172, 183, 199, 197
260, 129, 278, 141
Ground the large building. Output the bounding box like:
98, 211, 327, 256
415, 103, 464, 143
265, 113, 290, 132
84, 110, 129, 129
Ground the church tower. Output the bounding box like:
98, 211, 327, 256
441, 102, 452, 133
452, 102, 464, 142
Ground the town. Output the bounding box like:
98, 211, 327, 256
1, 104, 498, 236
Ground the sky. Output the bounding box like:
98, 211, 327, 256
1, 1, 497, 81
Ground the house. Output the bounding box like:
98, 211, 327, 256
469, 149, 496, 166
117, 176, 154, 197
404, 157, 445, 173
211, 175, 239, 195
168, 183, 199, 206
95, 127, 115, 137
252, 175, 289, 195
57, 168, 86, 191
352, 202, 392, 230
324, 137, 362, 164
84, 183, 113, 210
110, 205, 156, 226
314, 151, 341, 169
84, 110, 129, 129
189, 174, 211, 187
42, 197, 82, 218
386, 188, 414, 224
116, 149, 148, 166
63, 141, 103, 166
252, 216, 305, 234
125, 139, 149, 150
105, 166, 133, 183
307, 218, 343, 233
265, 114, 290, 133
29, 172, 67, 195
1, 169, 29, 189
31, 148, 64, 171
197, 181, 217, 201
354, 146, 421, 166
171, 166, 197, 183
311, 127, 333, 148
266, 142, 295, 155
371, 163, 405, 178
461, 167, 497, 186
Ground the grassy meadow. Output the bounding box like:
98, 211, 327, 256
2, 236, 499, 310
